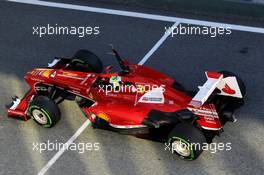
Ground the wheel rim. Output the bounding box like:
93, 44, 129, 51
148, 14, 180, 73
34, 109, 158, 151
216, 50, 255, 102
32, 109, 48, 124
172, 139, 191, 157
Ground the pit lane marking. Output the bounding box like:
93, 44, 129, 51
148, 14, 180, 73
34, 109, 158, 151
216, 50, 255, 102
37, 120, 91, 175
138, 22, 179, 65
7, 0, 264, 34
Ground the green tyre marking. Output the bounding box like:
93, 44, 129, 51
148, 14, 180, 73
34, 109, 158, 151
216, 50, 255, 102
171, 136, 195, 160
28, 105, 53, 128
72, 58, 85, 63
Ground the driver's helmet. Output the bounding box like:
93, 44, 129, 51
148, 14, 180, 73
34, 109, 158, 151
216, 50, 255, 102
109, 76, 122, 89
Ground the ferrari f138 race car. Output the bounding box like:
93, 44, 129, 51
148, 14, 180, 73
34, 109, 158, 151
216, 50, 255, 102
6, 49, 245, 160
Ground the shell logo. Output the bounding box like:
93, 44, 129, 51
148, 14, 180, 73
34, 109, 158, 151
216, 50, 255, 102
97, 112, 109, 122
42, 70, 51, 78
137, 85, 145, 94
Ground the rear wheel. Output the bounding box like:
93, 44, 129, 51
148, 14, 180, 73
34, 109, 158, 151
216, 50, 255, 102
70, 49, 103, 73
167, 123, 206, 160
28, 96, 61, 128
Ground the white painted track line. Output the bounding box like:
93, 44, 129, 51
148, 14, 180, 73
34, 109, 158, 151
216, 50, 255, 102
37, 120, 91, 175
138, 22, 180, 65
7, 0, 264, 34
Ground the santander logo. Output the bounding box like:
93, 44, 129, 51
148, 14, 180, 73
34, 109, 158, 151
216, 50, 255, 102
222, 83, 236, 95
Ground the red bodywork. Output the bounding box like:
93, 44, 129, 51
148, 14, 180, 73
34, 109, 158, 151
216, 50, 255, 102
7, 64, 222, 130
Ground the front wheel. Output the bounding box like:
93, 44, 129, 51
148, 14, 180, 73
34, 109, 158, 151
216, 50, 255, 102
167, 123, 206, 160
28, 96, 61, 128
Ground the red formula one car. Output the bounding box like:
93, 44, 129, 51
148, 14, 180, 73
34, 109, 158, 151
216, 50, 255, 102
6, 49, 245, 160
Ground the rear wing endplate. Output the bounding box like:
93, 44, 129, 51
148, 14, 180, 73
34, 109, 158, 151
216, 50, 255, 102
189, 71, 243, 107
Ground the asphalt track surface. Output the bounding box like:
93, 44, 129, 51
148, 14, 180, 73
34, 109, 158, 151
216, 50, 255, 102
0, 1, 264, 175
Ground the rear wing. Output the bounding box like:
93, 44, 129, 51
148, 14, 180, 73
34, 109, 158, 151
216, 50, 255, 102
189, 71, 243, 107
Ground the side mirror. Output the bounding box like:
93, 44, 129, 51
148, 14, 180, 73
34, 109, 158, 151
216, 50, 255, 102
105, 65, 113, 73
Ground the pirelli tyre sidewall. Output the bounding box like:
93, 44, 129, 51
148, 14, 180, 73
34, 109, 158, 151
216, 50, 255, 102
28, 96, 61, 128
